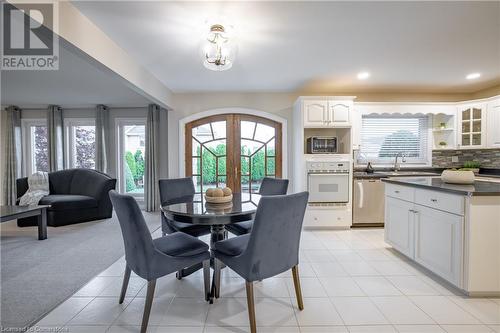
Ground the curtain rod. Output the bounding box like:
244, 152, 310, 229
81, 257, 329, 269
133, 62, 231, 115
20, 106, 149, 111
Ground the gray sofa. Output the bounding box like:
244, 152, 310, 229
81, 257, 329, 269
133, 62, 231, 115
16, 169, 116, 227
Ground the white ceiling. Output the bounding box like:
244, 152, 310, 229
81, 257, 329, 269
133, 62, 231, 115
1, 41, 151, 107
72, 1, 500, 93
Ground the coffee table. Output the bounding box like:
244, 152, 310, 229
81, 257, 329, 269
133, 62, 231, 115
0, 205, 50, 240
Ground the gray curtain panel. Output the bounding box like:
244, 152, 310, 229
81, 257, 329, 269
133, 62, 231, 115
1, 106, 22, 205
145, 104, 161, 212
47, 105, 65, 172
95, 104, 110, 173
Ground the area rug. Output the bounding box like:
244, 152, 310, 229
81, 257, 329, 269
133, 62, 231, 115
0, 212, 160, 329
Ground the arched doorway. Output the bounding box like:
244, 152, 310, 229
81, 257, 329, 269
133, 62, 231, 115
185, 114, 282, 193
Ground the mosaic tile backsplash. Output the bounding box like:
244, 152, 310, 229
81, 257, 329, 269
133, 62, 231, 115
432, 149, 500, 168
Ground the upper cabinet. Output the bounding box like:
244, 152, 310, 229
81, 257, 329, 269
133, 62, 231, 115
303, 100, 329, 127
303, 99, 353, 128
328, 102, 350, 126
457, 104, 486, 149
487, 99, 500, 148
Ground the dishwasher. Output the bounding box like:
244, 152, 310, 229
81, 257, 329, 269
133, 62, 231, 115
353, 178, 385, 227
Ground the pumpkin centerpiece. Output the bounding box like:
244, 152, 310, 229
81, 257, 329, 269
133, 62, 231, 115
205, 187, 233, 204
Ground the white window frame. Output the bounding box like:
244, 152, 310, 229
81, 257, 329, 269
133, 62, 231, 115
64, 118, 96, 169
358, 115, 432, 167
21, 118, 48, 176
115, 118, 147, 200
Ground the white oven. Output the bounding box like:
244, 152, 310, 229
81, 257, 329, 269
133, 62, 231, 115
307, 161, 350, 203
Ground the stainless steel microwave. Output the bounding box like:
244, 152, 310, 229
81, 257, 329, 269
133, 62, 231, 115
306, 137, 338, 154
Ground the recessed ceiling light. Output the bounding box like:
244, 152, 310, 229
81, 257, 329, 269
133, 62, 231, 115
466, 72, 481, 80
357, 71, 370, 80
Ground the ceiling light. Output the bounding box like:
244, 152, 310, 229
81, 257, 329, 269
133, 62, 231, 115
357, 72, 370, 80
203, 24, 236, 71
466, 72, 481, 80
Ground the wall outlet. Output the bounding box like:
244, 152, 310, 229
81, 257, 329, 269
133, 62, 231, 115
451, 156, 459, 163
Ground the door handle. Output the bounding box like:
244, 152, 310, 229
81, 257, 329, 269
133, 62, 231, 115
357, 182, 364, 209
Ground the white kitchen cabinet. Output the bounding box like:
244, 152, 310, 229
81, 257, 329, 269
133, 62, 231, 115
413, 204, 463, 287
328, 102, 350, 126
303, 100, 329, 127
457, 104, 486, 148
487, 99, 500, 148
385, 196, 415, 258
302, 99, 352, 127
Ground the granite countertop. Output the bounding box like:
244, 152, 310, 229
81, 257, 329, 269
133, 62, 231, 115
381, 177, 500, 196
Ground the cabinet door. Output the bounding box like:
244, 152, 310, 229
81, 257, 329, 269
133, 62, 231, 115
303, 100, 328, 127
458, 105, 485, 148
487, 99, 500, 148
385, 197, 414, 258
328, 102, 350, 125
414, 204, 463, 287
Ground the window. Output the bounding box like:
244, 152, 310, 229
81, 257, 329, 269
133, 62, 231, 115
359, 115, 430, 165
65, 119, 96, 169
185, 114, 282, 194
22, 119, 49, 175
116, 119, 146, 197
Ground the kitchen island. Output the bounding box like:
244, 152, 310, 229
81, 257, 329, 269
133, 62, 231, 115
382, 177, 500, 296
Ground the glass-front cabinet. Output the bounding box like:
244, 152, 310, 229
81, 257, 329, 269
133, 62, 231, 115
458, 105, 486, 148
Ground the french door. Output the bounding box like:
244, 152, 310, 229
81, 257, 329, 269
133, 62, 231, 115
185, 114, 282, 194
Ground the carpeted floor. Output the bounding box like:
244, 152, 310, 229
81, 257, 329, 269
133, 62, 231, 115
0, 211, 160, 329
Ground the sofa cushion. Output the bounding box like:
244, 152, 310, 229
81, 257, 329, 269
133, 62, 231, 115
48, 169, 76, 194
70, 169, 112, 198
39, 195, 98, 211
214, 234, 250, 256
153, 232, 209, 257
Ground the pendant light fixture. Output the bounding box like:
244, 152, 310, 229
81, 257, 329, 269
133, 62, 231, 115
203, 23, 236, 71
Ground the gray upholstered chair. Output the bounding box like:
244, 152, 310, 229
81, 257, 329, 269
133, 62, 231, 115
212, 192, 309, 333
159, 178, 211, 237
109, 190, 211, 333
226, 177, 289, 236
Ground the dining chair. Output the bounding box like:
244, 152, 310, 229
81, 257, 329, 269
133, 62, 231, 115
212, 192, 309, 333
109, 190, 211, 333
159, 178, 211, 238
225, 177, 289, 236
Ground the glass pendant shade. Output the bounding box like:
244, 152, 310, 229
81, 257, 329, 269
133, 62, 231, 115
203, 24, 236, 71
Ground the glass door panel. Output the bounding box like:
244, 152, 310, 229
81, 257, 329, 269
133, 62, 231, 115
186, 114, 282, 194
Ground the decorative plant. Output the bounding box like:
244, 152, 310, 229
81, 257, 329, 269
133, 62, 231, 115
439, 141, 447, 147
439, 122, 446, 129
462, 161, 481, 169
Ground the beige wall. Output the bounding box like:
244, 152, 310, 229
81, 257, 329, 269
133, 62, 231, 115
168, 90, 500, 178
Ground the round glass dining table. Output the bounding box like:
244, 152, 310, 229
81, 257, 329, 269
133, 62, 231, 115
161, 192, 261, 281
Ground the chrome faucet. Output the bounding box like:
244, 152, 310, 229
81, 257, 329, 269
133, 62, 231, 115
393, 152, 406, 171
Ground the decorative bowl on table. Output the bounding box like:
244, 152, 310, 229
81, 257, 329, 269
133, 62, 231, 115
441, 169, 475, 184
206, 201, 233, 213
204, 187, 233, 204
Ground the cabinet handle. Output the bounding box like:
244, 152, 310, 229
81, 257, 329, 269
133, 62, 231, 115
430, 199, 437, 202
394, 190, 400, 194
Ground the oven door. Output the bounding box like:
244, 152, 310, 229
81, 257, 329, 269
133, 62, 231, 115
308, 173, 349, 203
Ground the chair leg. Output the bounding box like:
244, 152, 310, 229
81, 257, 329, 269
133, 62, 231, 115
291, 265, 304, 310
141, 279, 156, 333
245, 281, 257, 333
176, 270, 183, 280
203, 259, 210, 301
214, 258, 221, 299
119, 265, 131, 304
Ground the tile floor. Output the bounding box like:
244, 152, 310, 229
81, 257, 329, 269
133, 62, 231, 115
36, 229, 500, 333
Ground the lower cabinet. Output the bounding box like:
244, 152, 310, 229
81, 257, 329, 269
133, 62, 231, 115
385, 188, 465, 288
385, 197, 414, 258
413, 204, 463, 287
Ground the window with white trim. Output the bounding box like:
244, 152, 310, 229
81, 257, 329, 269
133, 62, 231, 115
359, 115, 430, 165
65, 119, 96, 169
116, 119, 146, 198
22, 119, 49, 175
